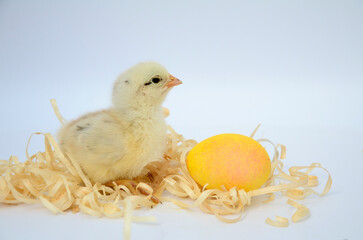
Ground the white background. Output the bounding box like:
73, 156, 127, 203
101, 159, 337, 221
0, 0, 362, 239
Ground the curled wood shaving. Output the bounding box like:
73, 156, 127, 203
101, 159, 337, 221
265, 216, 289, 227
287, 199, 310, 223
292, 207, 310, 223
0, 100, 332, 235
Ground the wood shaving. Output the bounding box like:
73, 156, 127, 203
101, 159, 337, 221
0, 99, 332, 238
265, 216, 289, 227
287, 199, 310, 223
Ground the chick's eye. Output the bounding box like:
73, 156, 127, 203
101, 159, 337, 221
144, 76, 162, 86
151, 77, 161, 84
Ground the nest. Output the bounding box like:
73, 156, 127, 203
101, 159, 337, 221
0, 100, 332, 238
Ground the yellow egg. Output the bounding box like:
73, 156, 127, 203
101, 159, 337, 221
186, 134, 271, 191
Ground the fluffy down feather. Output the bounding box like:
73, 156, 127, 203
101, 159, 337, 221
57, 62, 182, 183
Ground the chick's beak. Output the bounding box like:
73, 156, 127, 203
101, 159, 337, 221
166, 74, 182, 88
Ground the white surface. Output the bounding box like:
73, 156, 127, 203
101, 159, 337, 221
0, 1, 362, 239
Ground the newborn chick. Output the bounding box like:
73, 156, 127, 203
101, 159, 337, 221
57, 62, 182, 184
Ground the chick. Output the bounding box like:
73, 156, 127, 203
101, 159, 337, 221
57, 62, 182, 184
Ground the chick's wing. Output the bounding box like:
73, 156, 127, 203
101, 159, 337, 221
61, 110, 126, 164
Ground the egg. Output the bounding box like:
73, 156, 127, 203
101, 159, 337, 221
186, 134, 271, 191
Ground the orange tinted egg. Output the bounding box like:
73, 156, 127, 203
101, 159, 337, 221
186, 134, 271, 191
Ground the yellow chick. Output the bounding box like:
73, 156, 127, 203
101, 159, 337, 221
57, 62, 182, 184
